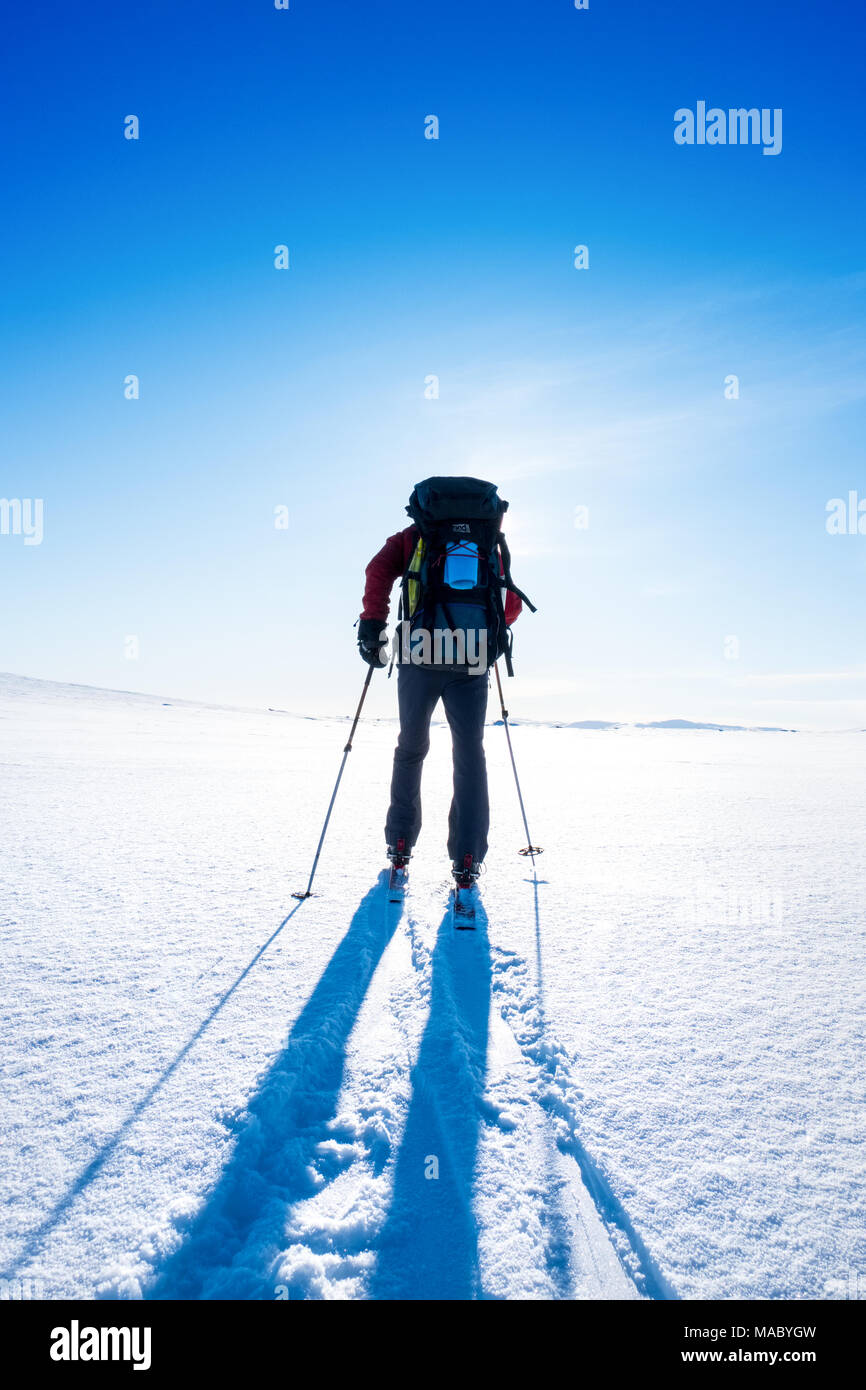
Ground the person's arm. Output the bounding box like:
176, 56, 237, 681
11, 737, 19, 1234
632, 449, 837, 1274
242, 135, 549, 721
360, 530, 410, 622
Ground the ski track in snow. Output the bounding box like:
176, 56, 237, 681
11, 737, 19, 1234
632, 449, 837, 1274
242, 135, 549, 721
146, 876, 643, 1301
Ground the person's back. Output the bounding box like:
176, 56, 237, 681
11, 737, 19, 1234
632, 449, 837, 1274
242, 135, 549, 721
356, 476, 534, 897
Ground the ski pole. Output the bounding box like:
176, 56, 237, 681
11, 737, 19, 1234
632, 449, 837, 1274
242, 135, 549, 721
293, 664, 375, 898
493, 662, 543, 863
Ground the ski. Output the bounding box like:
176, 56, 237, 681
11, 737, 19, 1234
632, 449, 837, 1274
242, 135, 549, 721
452, 884, 476, 929
387, 839, 410, 904
388, 864, 409, 903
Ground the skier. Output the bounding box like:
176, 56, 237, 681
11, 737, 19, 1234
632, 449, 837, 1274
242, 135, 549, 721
356, 477, 533, 917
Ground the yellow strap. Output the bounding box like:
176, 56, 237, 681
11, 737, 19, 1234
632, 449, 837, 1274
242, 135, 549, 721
407, 536, 425, 616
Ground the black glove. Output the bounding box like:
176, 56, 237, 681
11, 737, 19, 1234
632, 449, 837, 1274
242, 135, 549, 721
358, 618, 388, 667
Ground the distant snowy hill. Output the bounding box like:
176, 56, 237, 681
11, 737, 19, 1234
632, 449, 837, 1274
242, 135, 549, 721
1, 672, 863, 1300
0, 671, 809, 733
634, 718, 797, 733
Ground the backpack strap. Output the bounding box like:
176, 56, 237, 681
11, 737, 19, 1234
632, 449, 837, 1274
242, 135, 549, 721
390, 536, 425, 675
398, 535, 426, 618
497, 532, 537, 612
488, 573, 514, 676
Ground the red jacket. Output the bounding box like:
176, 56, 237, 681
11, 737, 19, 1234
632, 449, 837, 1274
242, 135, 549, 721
361, 525, 522, 625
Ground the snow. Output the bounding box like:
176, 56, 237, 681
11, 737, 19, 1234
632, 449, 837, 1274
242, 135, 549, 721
0, 672, 863, 1301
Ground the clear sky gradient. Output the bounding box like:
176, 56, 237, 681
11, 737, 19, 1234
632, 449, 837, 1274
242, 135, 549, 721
2, 0, 865, 727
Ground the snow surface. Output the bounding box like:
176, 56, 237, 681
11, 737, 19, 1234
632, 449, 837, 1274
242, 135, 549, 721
1, 672, 863, 1301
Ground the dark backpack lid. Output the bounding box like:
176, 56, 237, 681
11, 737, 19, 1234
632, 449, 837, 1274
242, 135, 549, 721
406, 476, 508, 527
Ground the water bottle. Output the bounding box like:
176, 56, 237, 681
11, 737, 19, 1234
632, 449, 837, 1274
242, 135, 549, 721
444, 541, 479, 589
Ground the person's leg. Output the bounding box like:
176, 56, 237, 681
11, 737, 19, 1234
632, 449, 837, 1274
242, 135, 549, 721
385, 666, 443, 854
441, 672, 489, 869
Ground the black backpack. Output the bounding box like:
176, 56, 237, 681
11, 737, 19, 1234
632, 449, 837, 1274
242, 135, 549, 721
396, 476, 536, 676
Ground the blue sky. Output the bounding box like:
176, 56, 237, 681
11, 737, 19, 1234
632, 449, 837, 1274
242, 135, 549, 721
1, 0, 865, 726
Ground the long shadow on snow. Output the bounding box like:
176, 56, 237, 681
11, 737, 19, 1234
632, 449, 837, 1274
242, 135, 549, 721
370, 905, 492, 1300
149, 875, 397, 1299
2, 896, 307, 1284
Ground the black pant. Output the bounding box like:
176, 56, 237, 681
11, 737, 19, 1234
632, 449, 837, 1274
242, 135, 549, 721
385, 665, 489, 866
